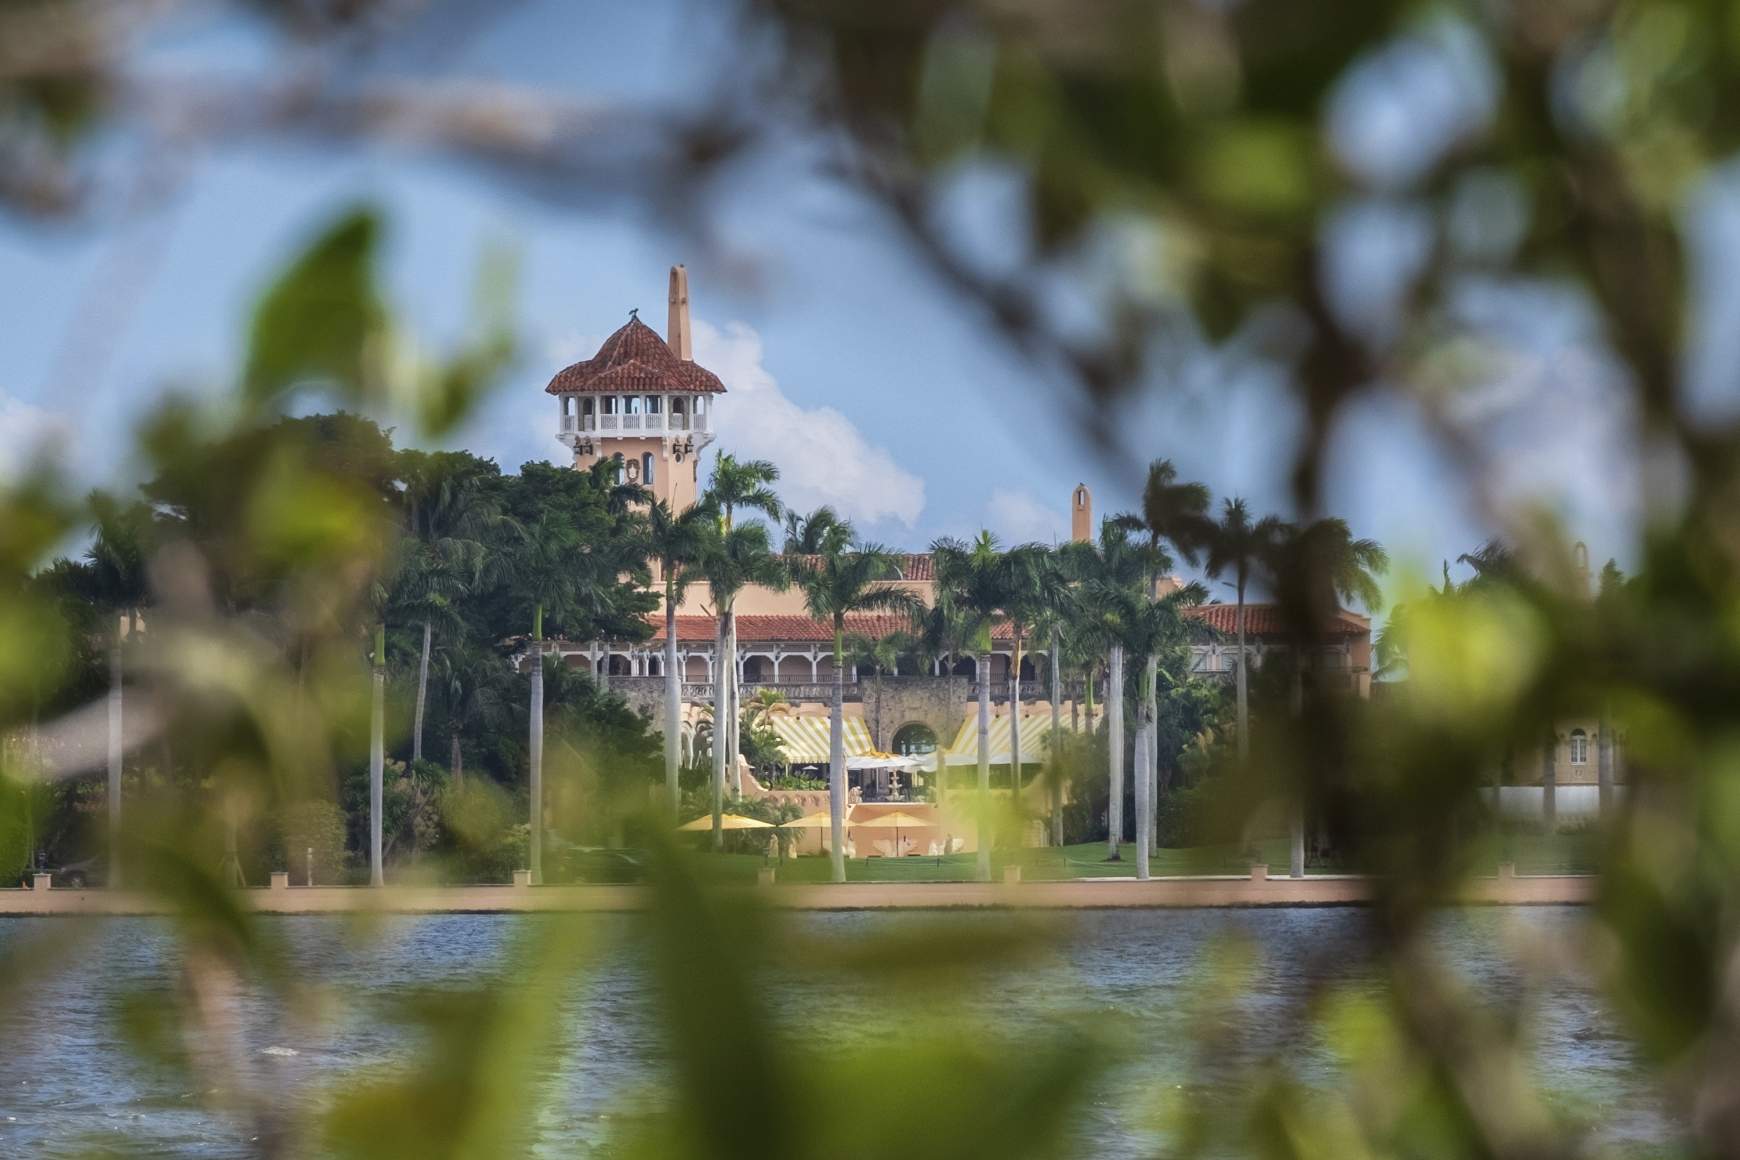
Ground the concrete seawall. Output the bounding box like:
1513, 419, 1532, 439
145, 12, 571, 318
0, 869, 1597, 916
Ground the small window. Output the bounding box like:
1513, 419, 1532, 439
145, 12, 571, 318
602, 396, 619, 415
627, 396, 644, 414
670, 397, 686, 415
1569, 729, 1589, 765
613, 452, 625, 484
582, 398, 595, 416
646, 395, 662, 414
642, 452, 655, 485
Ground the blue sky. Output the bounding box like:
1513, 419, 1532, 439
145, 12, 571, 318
0, 0, 1660, 605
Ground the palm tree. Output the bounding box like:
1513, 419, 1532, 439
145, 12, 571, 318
1266, 517, 1388, 877
369, 623, 386, 887
582, 458, 652, 692
931, 532, 1018, 883
1119, 460, 1211, 855
511, 508, 608, 885
698, 521, 788, 845
433, 638, 513, 786
1135, 458, 1215, 565
916, 595, 978, 809
704, 454, 782, 792
646, 498, 716, 820
85, 492, 153, 889
1032, 587, 1086, 847
1060, 520, 1158, 860
390, 537, 485, 765
1105, 583, 1206, 878
741, 686, 794, 731
1203, 498, 1287, 768
795, 533, 919, 883
997, 544, 1058, 826
396, 450, 507, 765
782, 505, 846, 555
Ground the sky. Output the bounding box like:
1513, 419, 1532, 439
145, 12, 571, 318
0, 0, 1674, 609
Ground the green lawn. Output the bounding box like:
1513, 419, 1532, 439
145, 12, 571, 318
681, 832, 1600, 884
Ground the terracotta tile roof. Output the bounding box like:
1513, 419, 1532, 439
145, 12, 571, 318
1184, 603, 1368, 636
545, 315, 725, 395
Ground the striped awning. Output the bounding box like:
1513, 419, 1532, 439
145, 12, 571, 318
937, 707, 1102, 767
764, 714, 875, 764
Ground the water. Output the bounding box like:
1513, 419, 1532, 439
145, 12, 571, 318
0, 908, 1678, 1156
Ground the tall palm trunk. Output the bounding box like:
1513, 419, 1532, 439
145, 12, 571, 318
1597, 708, 1613, 817
413, 619, 432, 764
711, 613, 727, 849
1008, 633, 1023, 838
1288, 665, 1304, 879
976, 651, 992, 882
528, 611, 545, 886
1049, 627, 1063, 847
107, 620, 124, 889
664, 580, 682, 822
596, 639, 609, 693
1134, 695, 1151, 880
829, 625, 848, 883
370, 623, 386, 888
1106, 645, 1124, 860
1541, 732, 1557, 829
1146, 653, 1160, 856
1235, 583, 1250, 764
728, 612, 742, 797
450, 731, 464, 787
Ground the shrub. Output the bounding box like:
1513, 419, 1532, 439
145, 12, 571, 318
282, 800, 348, 885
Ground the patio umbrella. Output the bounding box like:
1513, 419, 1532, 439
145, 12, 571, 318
676, 813, 776, 831
780, 810, 840, 855
848, 809, 931, 857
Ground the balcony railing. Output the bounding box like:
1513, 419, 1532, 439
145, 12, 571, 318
682, 680, 859, 703
564, 411, 712, 437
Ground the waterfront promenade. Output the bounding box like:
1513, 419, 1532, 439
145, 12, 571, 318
0, 866, 1594, 915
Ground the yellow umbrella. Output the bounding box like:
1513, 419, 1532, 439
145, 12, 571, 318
848, 809, 932, 856
676, 813, 775, 831
780, 810, 840, 856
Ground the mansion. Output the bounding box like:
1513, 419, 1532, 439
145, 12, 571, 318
540, 267, 1375, 772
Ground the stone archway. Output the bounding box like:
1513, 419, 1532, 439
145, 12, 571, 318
892, 722, 938, 757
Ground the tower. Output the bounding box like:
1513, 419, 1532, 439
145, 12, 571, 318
546, 265, 723, 510
1071, 483, 1093, 543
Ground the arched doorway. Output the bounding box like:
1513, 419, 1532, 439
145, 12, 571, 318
893, 722, 940, 802
893, 722, 937, 757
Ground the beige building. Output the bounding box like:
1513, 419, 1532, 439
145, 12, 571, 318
542, 270, 1375, 783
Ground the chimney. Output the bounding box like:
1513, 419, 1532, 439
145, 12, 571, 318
1071, 483, 1092, 543
667, 264, 692, 361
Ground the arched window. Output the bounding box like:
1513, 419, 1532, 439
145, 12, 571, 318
1569, 729, 1589, 765
893, 723, 938, 757
642, 452, 655, 485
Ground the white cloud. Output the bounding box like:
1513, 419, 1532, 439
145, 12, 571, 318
0, 391, 75, 483
984, 487, 1068, 545
696, 319, 925, 529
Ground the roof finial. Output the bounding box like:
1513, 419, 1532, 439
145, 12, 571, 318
628, 307, 639, 321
